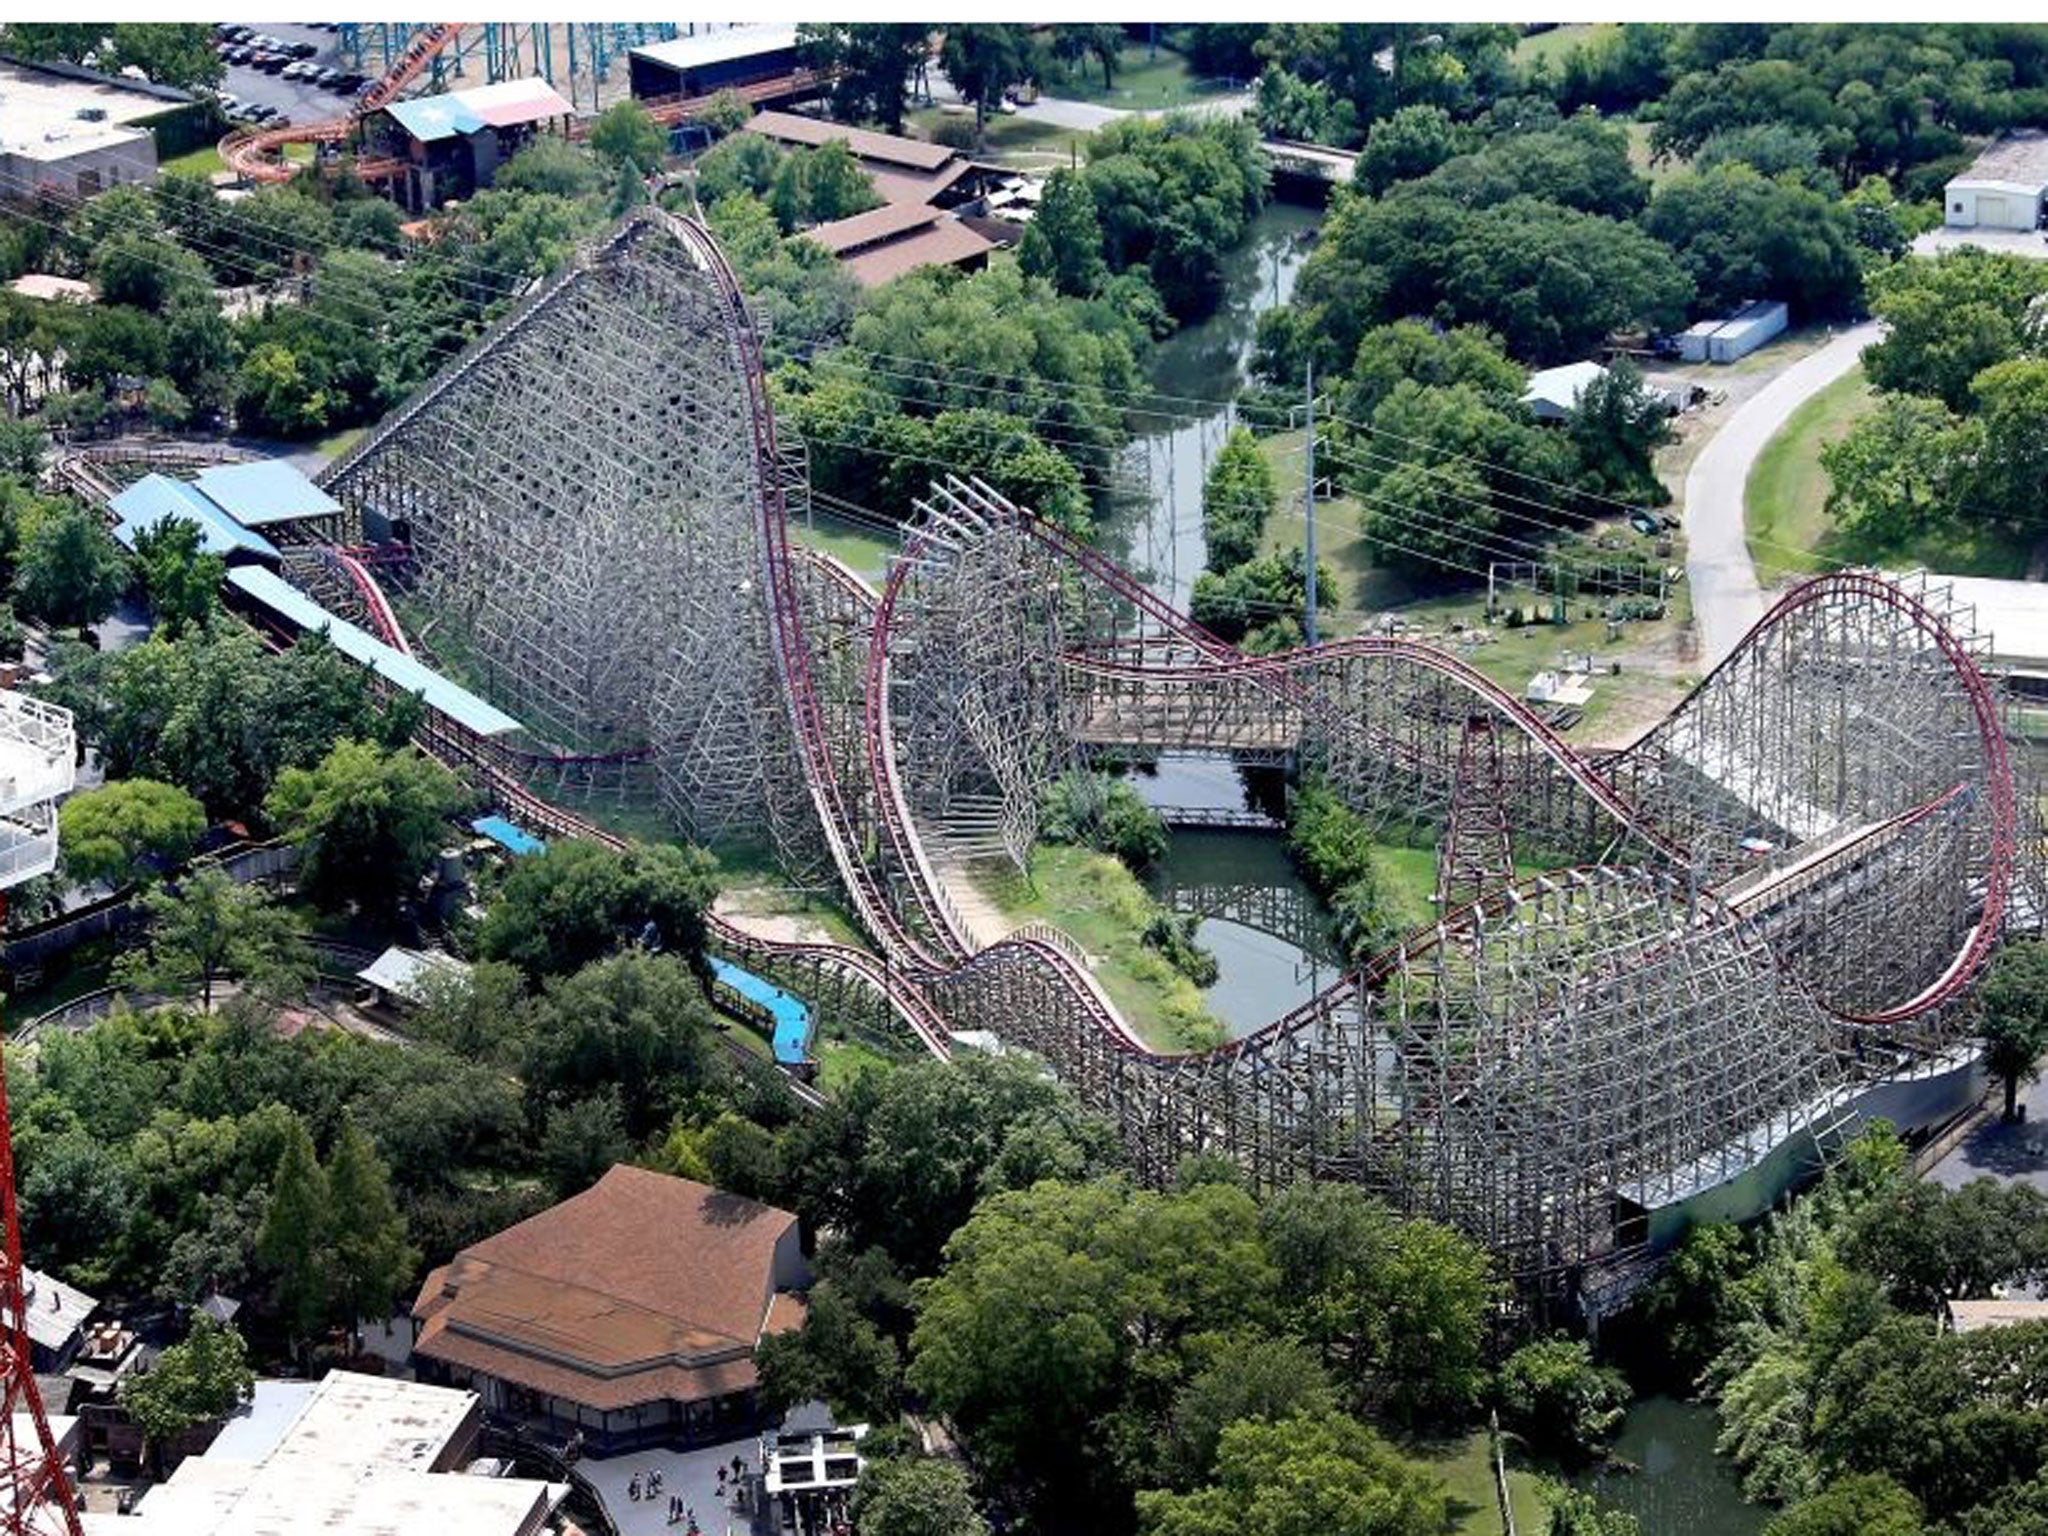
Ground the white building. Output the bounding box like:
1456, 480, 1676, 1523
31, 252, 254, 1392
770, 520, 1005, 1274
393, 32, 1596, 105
0, 56, 190, 197
1944, 130, 2048, 232
84, 1371, 566, 1536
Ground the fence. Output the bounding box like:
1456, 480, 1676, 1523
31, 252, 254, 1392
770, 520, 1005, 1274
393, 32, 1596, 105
2, 840, 300, 979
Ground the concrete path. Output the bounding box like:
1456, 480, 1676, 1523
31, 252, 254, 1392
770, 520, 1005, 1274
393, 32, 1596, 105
1683, 322, 1882, 668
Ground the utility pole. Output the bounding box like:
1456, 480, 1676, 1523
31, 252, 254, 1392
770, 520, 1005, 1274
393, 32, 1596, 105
1303, 361, 1318, 649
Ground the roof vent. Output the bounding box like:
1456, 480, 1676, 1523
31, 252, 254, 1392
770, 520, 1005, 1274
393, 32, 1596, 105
76, 107, 107, 122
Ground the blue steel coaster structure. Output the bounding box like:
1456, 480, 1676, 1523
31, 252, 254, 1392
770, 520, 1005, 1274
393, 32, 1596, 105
317, 210, 2038, 1312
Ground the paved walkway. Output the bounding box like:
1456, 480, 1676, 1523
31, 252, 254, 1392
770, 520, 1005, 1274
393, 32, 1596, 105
1932, 1074, 2048, 1193
1682, 322, 1882, 668
584, 1439, 760, 1536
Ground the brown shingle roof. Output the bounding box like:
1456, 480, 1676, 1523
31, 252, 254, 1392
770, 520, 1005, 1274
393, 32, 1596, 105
410, 1166, 802, 1414
807, 201, 942, 256
841, 218, 997, 288
747, 110, 955, 171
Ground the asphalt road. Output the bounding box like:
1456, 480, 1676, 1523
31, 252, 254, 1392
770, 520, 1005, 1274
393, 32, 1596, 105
1681, 321, 1883, 669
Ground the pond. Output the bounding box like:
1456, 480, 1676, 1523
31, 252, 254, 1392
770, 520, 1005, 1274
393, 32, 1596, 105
1128, 752, 1341, 1039
1103, 201, 1322, 607
1575, 1397, 1771, 1536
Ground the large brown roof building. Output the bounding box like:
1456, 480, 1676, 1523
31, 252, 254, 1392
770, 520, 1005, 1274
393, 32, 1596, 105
410, 1166, 807, 1454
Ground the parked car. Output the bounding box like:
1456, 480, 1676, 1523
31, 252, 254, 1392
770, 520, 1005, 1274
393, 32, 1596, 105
314, 66, 341, 86
331, 71, 365, 92
288, 40, 318, 59
256, 53, 289, 73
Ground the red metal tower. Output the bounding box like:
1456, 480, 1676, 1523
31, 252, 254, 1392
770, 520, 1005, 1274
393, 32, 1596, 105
0, 893, 83, 1535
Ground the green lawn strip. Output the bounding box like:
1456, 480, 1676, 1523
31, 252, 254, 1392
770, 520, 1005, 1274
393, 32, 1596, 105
1405, 1430, 1551, 1536
983, 843, 1224, 1051
163, 142, 227, 177
1745, 365, 2026, 579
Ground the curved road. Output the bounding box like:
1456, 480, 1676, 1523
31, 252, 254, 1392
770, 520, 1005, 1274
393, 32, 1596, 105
1684, 321, 1883, 668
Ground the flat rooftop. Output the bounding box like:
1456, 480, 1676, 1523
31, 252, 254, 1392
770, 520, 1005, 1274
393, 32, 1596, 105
0, 56, 185, 163
92, 1371, 563, 1536
1923, 574, 2048, 669
630, 24, 800, 75
1952, 129, 2048, 193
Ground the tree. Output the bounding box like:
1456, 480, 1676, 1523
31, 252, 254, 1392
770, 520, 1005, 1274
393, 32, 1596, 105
477, 839, 718, 979
1642, 165, 1864, 319
1190, 549, 1335, 645
255, 1118, 330, 1351
0, 416, 47, 481
1160, 1334, 1338, 1488
758, 1281, 903, 1422
265, 740, 465, 919
1498, 1336, 1629, 1462
805, 140, 882, 223
940, 24, 1033, 138
130, 516, 223, 638
1201, 427, 1278, 572
1980, 942, 2048, 1122
588, 99, 666, 175
107, 23, 224, 88
1862, 251, 2048, 413
1053, 24, 1123, 90
1017, 170, 1107, 298
1356, 104, 1463, 193
495, 135, 603, 200
1968, 358, 2048, 534
324, 1117, 417, 1345
1136, 1411, 1450, 1536
539, 1089, 630, 1197
800, 24, 931, 133
522, 952, 720, 1139
58, 778, 206, 891
116, 867, 309, 1009
1545, 1488, 1640, 1536
1567, 359, 1673, 502
1346, 321, 1525, 422
1821, 395, 1967, 547
1763, 1474, 1924, 1536
851, 1457, 986, 1536
16, 502, 126, 632
119, 1316, 252, 1449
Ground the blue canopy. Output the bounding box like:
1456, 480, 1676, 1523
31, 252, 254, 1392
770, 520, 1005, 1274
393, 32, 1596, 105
471, 815, 546, 856
709, 957, 814, 1066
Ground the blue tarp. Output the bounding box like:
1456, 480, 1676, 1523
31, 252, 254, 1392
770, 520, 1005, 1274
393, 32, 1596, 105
471, 815, 545, 856
709, 956, 813, 1066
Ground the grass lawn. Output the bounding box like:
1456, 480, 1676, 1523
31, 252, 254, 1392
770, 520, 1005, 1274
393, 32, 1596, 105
816, 1039, 894, 1094
1037, 42, 1237, 111
1408, 1431, 1551, 1536
309, 424, 366, 460
1746, 365, 2030, 580
1623, 120, 1689, 188
793, 509, 896, 586
905, 107, 1090, 168
163, 142, 227, 177
1512, 22, 1616, 69
1373, 843, 1443, 931
982, 843, 1225, 1051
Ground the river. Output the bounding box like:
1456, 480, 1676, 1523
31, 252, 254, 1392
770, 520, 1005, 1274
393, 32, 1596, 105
1104, 200, 1322, 607
1577, 1397, 1771, 1536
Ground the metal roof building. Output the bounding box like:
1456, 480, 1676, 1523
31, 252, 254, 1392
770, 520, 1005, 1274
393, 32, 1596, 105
108, 475, 281, 563
191, 460, 343, 528
1945, 130, 2048, 232
383, 76, 574, 145
628, 24, 802, 100
226, 566, 523, 739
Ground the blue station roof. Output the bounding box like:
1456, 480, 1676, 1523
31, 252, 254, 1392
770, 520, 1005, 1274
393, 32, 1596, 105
109, 474, 280, 563
193, 460, 342, 528
226, 565, 523, 738
709, 956, 814, 1066
471, 814, 546, 856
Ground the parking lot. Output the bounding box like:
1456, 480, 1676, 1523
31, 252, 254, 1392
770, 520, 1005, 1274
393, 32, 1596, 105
214, 22, 361, 128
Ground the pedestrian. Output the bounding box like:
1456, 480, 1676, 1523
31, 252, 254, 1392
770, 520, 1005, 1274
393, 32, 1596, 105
629, 1474, 642, 1501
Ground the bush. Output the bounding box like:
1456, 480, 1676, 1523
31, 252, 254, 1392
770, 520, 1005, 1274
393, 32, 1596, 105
1499, 1336, 1629, 1462
1142, 911, 1219, 988
1040, 771, 1168, 870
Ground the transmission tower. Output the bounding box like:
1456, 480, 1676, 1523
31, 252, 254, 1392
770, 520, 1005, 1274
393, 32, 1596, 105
0, 694, 80, 1536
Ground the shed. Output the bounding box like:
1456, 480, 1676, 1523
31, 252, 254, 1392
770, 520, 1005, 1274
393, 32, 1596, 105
356, 945, 470, 1009
1944, 130, 2048, 232
1521, 360, 1607, 423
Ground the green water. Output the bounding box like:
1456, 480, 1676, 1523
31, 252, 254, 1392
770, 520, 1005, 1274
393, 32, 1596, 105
1576, 1397, 1771, 1536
